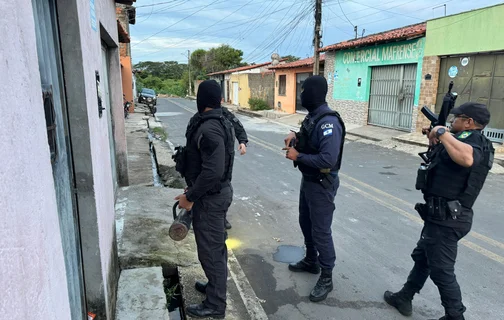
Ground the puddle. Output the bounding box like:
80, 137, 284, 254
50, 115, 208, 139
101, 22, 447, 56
273, 245, 305, 264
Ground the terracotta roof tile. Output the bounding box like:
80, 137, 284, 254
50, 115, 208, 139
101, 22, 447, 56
207, 58, 288, 76
319, 23, 426, 52
269, 54, 325, 70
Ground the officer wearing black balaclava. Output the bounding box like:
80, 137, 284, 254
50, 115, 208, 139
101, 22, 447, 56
283, 75, 346, 302
174, 80, 235, 318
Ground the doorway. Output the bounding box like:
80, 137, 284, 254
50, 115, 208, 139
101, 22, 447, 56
32, 0, 86, 317
232, 82, 239, 105
296, 72, 311, 113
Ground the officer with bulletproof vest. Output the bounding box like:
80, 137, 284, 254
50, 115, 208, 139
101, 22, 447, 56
174, 80, 235, 319
384, 102, 494, 320
283, 75, 346, 302
185, 102, 248, 230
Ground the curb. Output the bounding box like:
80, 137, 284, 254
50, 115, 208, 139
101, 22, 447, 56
391, 136, 428, 147
236, 108, 263, 118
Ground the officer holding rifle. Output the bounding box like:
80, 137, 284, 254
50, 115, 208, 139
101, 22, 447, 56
384, 101, 494, 320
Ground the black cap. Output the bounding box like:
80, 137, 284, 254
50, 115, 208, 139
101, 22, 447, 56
450, 102, 491, 126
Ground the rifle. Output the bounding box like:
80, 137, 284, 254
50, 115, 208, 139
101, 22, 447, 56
418, 81, 458, 164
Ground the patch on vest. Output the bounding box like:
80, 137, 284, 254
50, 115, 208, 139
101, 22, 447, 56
323, 129, 333, 136
458, 131, 472, 139
321, 123, 333, 129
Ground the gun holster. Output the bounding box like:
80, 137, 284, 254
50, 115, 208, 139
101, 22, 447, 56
418, 197, 462, 221
318, 173, 335, 190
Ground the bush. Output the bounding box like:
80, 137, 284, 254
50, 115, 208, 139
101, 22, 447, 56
248, 98, 271, 111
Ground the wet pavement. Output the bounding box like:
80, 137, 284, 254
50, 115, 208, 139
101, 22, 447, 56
156, 98, 504, 320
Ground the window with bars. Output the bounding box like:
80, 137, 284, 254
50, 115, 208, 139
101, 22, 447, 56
43, 85, 57, 164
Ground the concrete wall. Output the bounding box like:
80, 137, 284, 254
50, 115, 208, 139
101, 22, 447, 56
274, 66, 313, 114
248, 73, 275, 108
57, 0, 123, 317
425, 4, 504, 56
0, 1, 72, 318
415, 56, 441, 132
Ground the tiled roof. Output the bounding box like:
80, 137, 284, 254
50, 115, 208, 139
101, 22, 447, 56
269, 54, 325, 70
207, 61, 275, 76
319, 23, 426, 52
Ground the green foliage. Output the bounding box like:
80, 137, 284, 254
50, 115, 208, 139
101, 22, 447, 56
134, 61, 186, 80
248, 98, 271, 111
190, 44, 247, 77
282, 55, 300, 62
136, 76, 186, 97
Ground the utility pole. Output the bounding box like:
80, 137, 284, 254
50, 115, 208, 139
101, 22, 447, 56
354, 26, 358, 39
187, 50, 192, 96
313, 0, 322, 75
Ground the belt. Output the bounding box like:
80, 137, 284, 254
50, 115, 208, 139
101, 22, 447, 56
207, 180, 231, 195
302, 171, 339, 182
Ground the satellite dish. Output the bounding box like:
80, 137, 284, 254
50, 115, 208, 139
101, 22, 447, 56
271, 52, 280, 66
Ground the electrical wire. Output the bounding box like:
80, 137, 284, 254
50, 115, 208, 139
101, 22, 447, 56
132, 0, 222, 47
337, 0, 354, 27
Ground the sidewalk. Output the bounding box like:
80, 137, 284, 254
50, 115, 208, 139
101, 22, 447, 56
115, 110, 264, 319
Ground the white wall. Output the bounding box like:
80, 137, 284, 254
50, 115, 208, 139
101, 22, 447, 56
0, 1, 71, 319
76, 0, 122, 316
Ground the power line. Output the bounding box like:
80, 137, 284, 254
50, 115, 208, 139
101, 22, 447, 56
347, 0, 423, 21
132, 0, 222, 47
135, 0, 185, 8
337, 0, 354, 27
136, 0, 257, 59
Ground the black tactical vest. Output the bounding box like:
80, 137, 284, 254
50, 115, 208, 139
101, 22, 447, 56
425, 130, 494, 208
174, 112, 235, 183
295, 111, 346, 174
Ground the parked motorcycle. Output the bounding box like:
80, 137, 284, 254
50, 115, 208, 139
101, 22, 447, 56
147, 102, 157, 116
123, 94, 131, 119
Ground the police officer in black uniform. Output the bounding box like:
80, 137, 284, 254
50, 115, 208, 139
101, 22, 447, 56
186, 103, 248, 229
283, 75, 346, 302
174, 80, 235, 319
384, 102, 494, 320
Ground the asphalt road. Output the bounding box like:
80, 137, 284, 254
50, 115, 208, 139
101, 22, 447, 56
156, 98, 504, 320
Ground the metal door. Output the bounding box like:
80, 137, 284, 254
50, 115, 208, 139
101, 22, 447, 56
437, 55, 504, 142
296, 72, 311, 113
32, 0, 86, 317
233, 82, 239, 105
368, 64, 417, 131
101, 46, 118, 190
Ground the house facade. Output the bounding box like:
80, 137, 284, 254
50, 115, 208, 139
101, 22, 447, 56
269, 55, 325, 114
207, 61, 278, 108
1, 0, 133, 318
320, 23, 426, 131
417, 4, 504, 143
116, 4, 136, 112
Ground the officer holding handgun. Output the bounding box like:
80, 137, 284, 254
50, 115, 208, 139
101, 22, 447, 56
384, 102, 494, 320
283, 75, 346, 302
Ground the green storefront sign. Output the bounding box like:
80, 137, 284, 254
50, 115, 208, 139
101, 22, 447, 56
331, 38, 425, 103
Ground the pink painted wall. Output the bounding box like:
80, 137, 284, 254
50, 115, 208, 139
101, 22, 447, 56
0, 1, 71, 319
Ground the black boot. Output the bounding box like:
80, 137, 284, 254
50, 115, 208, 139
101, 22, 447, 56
186, 303, 224, 319
195, 281, 207, 294
309, 268, 333, 302
288, 258, 320, 274
383, 287, 415, 317
225, 219, 232, 230
429, 315, 465, 320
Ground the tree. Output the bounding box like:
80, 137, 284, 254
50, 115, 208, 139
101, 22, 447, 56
190, 44, 247, 78
282, 55, 300, 62
134, 61, 186, 80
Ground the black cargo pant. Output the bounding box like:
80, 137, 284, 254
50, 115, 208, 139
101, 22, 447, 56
299, 174, 339, 270
405, 221, 471, 319
192, 186, 233, 312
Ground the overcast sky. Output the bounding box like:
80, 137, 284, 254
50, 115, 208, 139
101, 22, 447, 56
130, 0, 503, 65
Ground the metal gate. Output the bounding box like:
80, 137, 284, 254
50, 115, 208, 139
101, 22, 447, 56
32, 0, 86, 317
368, 64, 417, 131
437, 54, 504, 143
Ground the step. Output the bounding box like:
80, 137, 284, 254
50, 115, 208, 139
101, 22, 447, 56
115, 267, 169, 320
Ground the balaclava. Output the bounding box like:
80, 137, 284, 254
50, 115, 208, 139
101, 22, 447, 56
301, 75, 328, 112
197, 80, 222, 113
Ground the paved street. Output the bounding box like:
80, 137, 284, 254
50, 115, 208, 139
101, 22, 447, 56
156, 97, 504, 320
